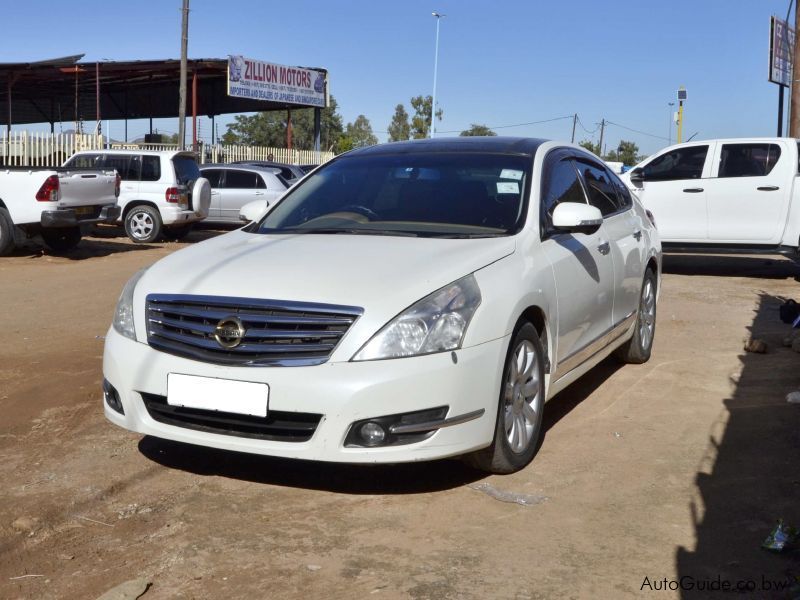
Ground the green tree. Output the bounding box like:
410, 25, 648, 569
345, 114, 378, 149
387, 104, 411, 142
409, 95, 442, 139
605, 140, 640, 165
460, 124, 497, 137
579, 139, 600, 155
221, 95, 344, 151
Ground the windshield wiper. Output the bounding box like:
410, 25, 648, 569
278, 228, 419, 237
420, 232, 506, 239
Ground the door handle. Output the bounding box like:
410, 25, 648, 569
683, 188, 704, 193
757, 185, 780, 191
211, 190, 220, 195
597, 240, 611, 255
255, 192, 265, 196
632, 229, 642, 241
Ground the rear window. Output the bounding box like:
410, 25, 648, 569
141, 156, 161, 181
718, 143, 781, 178
65, 153, 102, 169
224, 170, 260, 189
172, 156, 201, 185
102, 154, 140, 181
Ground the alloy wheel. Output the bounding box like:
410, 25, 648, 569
503, 339, 543, 453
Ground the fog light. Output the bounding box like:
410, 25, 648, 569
359, 422, 385, 446
102, 379, 124, 415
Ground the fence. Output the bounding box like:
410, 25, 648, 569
0, 131, 334, 167
0, 132, 105, 167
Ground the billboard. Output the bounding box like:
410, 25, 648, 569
227, 55, 328, 107
769, 15, 795, 87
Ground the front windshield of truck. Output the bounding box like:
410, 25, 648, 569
255, 152, 530, 237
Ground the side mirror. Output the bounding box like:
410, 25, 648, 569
552, 202, 603, 235
629, 167, 644, 186
239, 199, 270, 223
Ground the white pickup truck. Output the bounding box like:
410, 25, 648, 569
0, 167, 120, 255
620, 137, 800, 259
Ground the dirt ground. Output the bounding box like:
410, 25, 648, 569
1, 227, 799, 599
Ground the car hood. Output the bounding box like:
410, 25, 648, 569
134, 229, 516, 356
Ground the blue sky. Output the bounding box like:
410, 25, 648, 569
1, 0, 793, 156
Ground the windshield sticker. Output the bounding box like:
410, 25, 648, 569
500, 169, 523, 180
497, 182, 519, 194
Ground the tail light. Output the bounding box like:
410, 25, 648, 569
645, 209, 657, 229
165, 187, 180, 203
114, 173, 121, 198
35, 175, 60, 202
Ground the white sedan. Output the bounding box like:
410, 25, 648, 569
103, 137, 661, 474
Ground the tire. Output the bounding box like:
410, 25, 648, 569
41, 226, 81, 253
465, 322, 546, 474
124, 205, 162, 243
162, 223, 194, 241
614, 268, 657, 364
0, 207, 15, 256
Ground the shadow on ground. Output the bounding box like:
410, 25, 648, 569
9, 238, 158, 259
676, 291, 800, 597
138, 436, 484, 494
137, 356, 623, 493
663, 254, 800, 281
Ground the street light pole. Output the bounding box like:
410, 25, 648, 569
668, 102, 675, 145
431, 12, 445, 138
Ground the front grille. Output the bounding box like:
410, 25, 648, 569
146, 294, 362, 366
141, 393, 321, 442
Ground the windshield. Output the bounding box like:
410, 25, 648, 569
255, 152, 530, 237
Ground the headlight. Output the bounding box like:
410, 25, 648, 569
112, 268, 149, 340
352, 274, 481, 361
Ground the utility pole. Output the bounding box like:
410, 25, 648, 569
571, 113, 577, 143
676, 86, 687, 143
598, 119, 605, 157
177, 0, 190, 150
792, 3, 800, 136
430, 12, 445, 138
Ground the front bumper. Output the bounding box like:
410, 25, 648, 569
41, 205, 121, 228
102, 326, 508, 463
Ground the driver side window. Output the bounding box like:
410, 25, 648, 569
540, 157, 587, 237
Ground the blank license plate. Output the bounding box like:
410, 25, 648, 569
167, 374, 269, 417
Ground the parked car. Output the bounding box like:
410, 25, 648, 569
231, 160, 305, 185
64, 150, 211, 243
298, 164, 319, 174
620, 138, 800, 259
102, 137, 661, 474
0, 165, 120, 255
199, 164, 288, 224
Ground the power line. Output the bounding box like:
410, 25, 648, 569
375, 114, 573, 135
436, 115, 573, 134
604, 120, 670, 142
575, 115, 598, 135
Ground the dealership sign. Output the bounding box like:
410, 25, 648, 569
769, 16, 795, 87
227, 55, 328, 107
